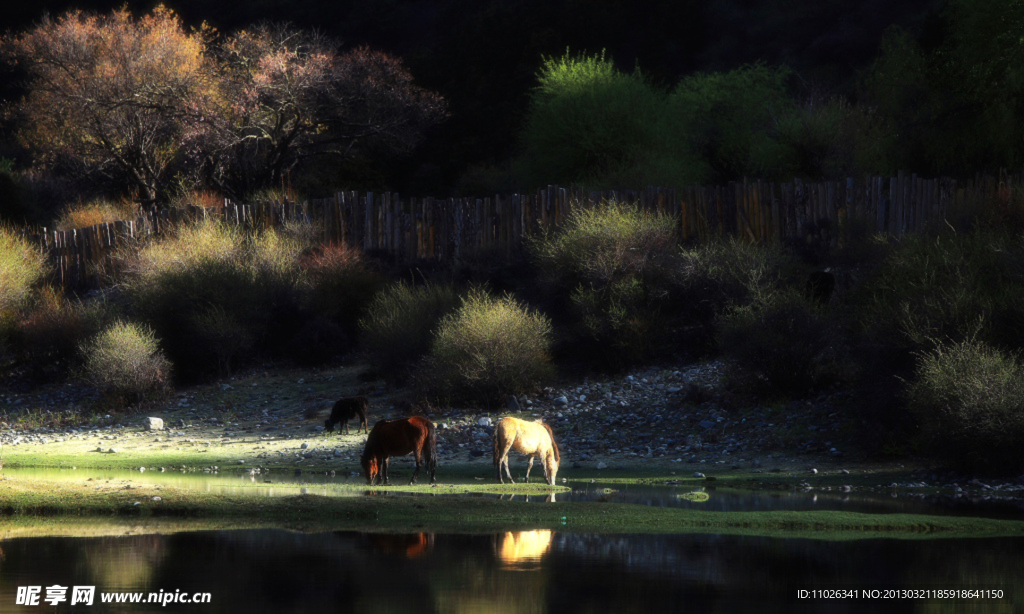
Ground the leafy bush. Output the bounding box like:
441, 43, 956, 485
667, 64, 795, 183
856, 231, 1024, 352
907, 339, 1024, 473
419, 289, 553, 404
80, 321, 171, 404
521, 51, 690, 188
9, 288, 108, 376
298, 243, 386, 337
360, 282, 459, 382
675, 239, 798, 326
125, 221, 303, 380
0, 226, 48, 314
719, 296, 852, 397
531, 201, 679, 366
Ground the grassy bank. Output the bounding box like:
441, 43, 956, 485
2, 476, 1024, 540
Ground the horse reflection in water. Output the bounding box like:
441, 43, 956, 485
495, 530, 554, 568
493, 417, 560, 485
366, 533, 433, 559
498, 493, 558, 503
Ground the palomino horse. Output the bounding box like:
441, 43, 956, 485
493, 417, 560, 485
361, 416, 437, 485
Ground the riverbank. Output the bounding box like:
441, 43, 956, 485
2, 359, 1023, 525
3, 475, 1024, 540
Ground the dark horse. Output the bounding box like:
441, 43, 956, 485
324, 397, 369, 435
361, 416, 437, 485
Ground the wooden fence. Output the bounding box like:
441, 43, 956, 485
23, 172, 1021, 289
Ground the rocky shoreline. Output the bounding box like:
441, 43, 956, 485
2, 360, 1024, 506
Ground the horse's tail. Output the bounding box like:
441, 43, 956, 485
542, 422, 560, 464
425, 419, 438, 475
492, 420, 505, 468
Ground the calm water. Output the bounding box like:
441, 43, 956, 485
1, 469, 1021, 612
0, 529, 1020, 612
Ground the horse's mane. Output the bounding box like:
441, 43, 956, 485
541, 422, 560, 463
361, 427, 379, 462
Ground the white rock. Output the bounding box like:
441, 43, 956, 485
596, 462, 608, 470
146, 417, 164, 431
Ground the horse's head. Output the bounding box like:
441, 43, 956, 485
324, 418, 334, 433
361, 455, 380, 484
545, 456, 559, 486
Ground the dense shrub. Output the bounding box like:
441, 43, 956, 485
719, 296, 852, 397
0, 226, 48, 314
288, 316, 350, 366
418, 289, 553, 404
667, 64, 795, 184
298, 243, 386, 337
531, 201, 679, 366
906, 339, 1024, 473
856, 231, 1024, 352
9, 289, 108, 376
80, 321, 171, 404
521, 52, 690, 188
675, 239, 798, 325
360, 282, 459, 382
125, 222, 302, 380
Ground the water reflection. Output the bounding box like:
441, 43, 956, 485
1, 530, 1021, 612
496, 531, 553, 568
368, 533, 433, 559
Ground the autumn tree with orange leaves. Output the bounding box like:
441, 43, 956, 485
2, 7, 445, 204
2, 7, 215, 205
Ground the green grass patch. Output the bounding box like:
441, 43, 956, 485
1, 477, 1023, 540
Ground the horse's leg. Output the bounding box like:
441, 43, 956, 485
382, 457, 391, 485
525, 455, 534, 483
500, 437, 516, 484
410, 447, 422, 485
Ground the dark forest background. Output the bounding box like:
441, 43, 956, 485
0, 0, 943, 199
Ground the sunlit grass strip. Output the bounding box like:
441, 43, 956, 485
2, 478, 1024, 539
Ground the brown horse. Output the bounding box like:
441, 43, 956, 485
361, 416, 437, 485
324, 397, 369, 435
493, 417, 560, 485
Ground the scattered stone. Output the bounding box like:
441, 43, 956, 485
506, 395, 521, 412
596, 462, 608, 470
698, 420, 715, 430
477, 417, 492, 427
810, 468, 818, 474
300, 442, 309, 449
146, 417, 164, 431
693, 472, 705, 478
